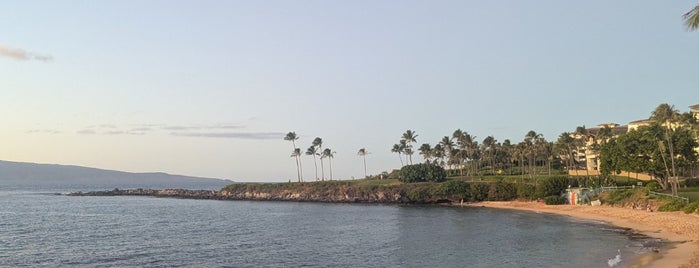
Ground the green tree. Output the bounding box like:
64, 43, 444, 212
321, 148, 335, 180
284, 132, 302, 182
392, 143, 405, 167
418, 143, 433, 163
313, 137, 325, 181
358, 148, 369, 178
651, 103, 680, 195
401, 130, 418, 164
305, 146, 319, 181
398, 163, 446, 183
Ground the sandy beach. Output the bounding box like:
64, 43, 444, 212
464, 201, 699, 268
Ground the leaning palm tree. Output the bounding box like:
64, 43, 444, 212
358, 148, 368, 178
684, 5, 699, 31
305, 146, 319, 181
401, 130, 418, 164
313, 137, 325, 181
321, 148, 335, 180
391, 143, 405, 167
284, 132, 302, 182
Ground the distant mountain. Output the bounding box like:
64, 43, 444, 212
0, 160, 233, 190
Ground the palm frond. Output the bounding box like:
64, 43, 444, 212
683, 5, 699, 31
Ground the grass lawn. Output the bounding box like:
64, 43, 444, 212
679, 187, 699, 202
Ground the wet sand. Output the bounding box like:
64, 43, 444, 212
463, 201, 699, 268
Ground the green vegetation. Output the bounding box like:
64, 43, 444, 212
398, 163, 446, 183
682, 201, 699, 214
658, 199, 687, 212
605, 189, 636, 206
543, 195, 566, 205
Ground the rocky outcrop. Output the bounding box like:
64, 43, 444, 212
68, 188, 220, 199
68, 182, 458, 204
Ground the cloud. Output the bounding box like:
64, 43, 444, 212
161, 124, 244, 131
27, 129, 61, 134
171, 132, 285, 140
0, 44, 52, 62
77, 129, 96, 135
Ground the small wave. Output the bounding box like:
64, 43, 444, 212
607, 249, 622, 267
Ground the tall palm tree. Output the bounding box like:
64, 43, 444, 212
321, 148, 335, 180
418, 143, 432, 163
313, 137, 325, 181
524, 130, 542, 177
401, 130, 418, 164
290, 148, 302, 182
358, 148, 368, 178
482, 136, 497, 175
391, 143, 405, 167
284, 132, 302, 182
305, 146, 319, 181
651, 103, 680, 195
432, 144, 445, 168
684, 5, 699, 31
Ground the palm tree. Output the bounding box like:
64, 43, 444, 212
524, 130, 542, 177
651, 103, 680, 195
290, 148, 302, 182
321, 148, 335, 180
391, 143, 405, 167
313, 137, 325, 181
305, 146, 319, 181
439, 136, 454, 172
418, 143, 432, 163
482, 136, 497, 175
401, 130, 418, 164
358, 148, 368, 178
284, 132, 302, 182
684, 5, 699, 31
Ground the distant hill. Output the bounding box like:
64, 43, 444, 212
0, 160, 232, 190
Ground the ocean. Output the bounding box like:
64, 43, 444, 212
0, 188, 661, 267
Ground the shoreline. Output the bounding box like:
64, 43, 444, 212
463, 201, 699, 268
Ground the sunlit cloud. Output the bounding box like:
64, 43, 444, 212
0, 44, 52, 62
171, 132, 285, 140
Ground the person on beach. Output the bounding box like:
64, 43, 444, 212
646, 204, 653, 212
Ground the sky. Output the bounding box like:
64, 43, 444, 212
1, 1, 698, 182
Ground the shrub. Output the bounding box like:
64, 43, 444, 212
544, 195, 566, 205
536, 176, 569, 198
682, 201, 699, 214
440, 180, 470, 200
606, 189, 635, 205
644, 180, 661, 192
470, 183, 490, 202
681, 179, 699, 187
405, 185, 435, 202
398, 163, 447, 183
657, 199, 687, 212
516, 184, 536, 200
487, 181, 516, 201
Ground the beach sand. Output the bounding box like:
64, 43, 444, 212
463, 201, 699, 268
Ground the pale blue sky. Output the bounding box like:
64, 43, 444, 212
1, 1, 698, 182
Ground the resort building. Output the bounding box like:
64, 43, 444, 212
568, 103, 698, 178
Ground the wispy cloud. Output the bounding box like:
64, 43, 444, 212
77, 129, 96, 135
171, 132, 285, 140
161, 124, 244, 131
0, 44, 52, 62
27, 129, 61, 134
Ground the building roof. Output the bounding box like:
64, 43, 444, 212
690, 104, 699, 112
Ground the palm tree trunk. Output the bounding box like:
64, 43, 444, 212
313, 155, 318, 181
320, 156, 325, 181
363, 156, 367, 178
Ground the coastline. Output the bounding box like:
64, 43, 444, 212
463, 201, 699, 268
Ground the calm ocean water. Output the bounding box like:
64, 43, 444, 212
0, 189, 661, 268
